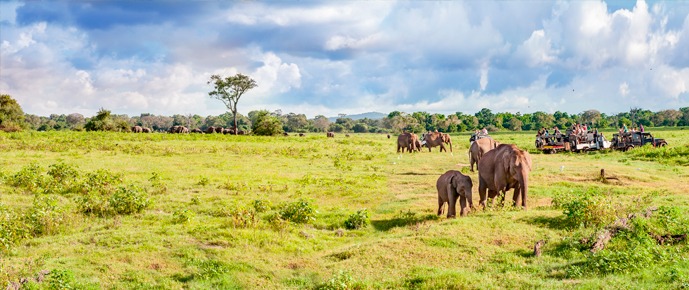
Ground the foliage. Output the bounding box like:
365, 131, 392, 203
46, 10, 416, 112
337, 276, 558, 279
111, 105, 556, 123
552, 188, 634, 229
0, 94, 27, 132
279, 199, 317, 224
316, 271, 359, 290
208, 73, 257, 133
344, 209, 369, 230
250, 110, 284, 136
84, 108, 129, 132
172, 209, 195, 224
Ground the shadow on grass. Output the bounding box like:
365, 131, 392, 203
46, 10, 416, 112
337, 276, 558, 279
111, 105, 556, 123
397, 172, 436, 176
371, 213, 439, 231
519, 215, 571, 231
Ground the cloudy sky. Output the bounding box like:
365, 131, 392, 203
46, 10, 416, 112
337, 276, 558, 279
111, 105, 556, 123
1, 1, 688, 118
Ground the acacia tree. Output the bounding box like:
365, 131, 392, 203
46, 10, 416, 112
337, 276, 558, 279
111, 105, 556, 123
207, 73, 257, 135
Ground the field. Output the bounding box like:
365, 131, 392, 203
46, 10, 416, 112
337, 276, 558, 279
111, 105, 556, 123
1, 128, 688, 289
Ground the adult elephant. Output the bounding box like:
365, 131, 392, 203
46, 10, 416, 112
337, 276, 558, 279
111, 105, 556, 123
469, 137, 499, 172
478, 144, 532, 209
131, 126, 143, 133
205, 127, 216, 134
423, 131, 452, 152
223, 128, 235, 135
191, 128, 203, 133
327, 132, 335, 138
436, 170, 473, 218
142, 127, 152, 133
396, 132, 420, 153
215, 127, 224, 133
168, 126, 180, 133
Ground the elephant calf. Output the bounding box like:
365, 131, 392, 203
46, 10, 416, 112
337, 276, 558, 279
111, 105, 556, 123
436, 170, 473, 218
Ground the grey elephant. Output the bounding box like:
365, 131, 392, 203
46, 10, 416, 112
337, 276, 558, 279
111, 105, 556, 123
397, 132, 420, 153
327, 132, 335, 138
436, 170, 473, 218
470, 137, 499, 172
142, 127, 152, 133
205, 126, 216, 134
131, 126, 143, 133
191, 128, 203, 133
215, 127, 224, 133
478, 144, 532, 209
423, 131, 452, 152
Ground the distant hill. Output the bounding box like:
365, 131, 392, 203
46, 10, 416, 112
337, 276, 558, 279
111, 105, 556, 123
328, 112, 386, 122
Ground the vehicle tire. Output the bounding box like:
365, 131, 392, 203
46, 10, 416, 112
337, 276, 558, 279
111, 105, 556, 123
625, 145, 634, 151
660, 142, 667, 147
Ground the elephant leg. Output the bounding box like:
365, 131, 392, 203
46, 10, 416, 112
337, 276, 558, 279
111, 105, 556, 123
478, 181, 487, 208
512, 185, 521, 207
448, 192, 457, 218
437, 199, 444, 216
459, 196, 468, 217
487, 189, 499, 206
470, 157, 475, 172
440, 144, 446, 152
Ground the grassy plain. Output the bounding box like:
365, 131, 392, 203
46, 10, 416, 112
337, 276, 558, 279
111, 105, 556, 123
1, 128, 688, 289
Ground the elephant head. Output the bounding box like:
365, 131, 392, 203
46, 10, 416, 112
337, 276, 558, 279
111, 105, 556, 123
436, 170, 473, 218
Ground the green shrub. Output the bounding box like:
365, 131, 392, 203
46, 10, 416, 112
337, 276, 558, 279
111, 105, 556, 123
149, 172, 167, 195
197, 176, 210, 186
109, 186, 150, 215
251, 199, 271, 213
25, 195, 67, 236
8, 163, 44, 192
44, 162, 80, 194
228, 206, 258, 228
172, 209, 195, 224
552, 189, 626, 229
344, 209, 369, 230
279, 199, 317, 224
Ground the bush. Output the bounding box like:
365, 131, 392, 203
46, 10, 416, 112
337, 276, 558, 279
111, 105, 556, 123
172, 209, 195, 224
552, 188, 626, 229
344, 209, 369, 230
8, 163, 44, 192
109, 186, 150, 215
279, 199, 317, 224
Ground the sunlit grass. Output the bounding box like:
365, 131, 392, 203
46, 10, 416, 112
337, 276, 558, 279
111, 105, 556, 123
1, 129, 688, 288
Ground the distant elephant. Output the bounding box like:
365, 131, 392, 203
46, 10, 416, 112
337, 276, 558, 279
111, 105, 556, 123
397, 132, 420, 153
436, 170, 473, 218
215, 127, 223, 133
327, 132, 335, 138
131, 126, 143, 133
168, 126, 180, 133
142, 127, 152, 133
470, 137, 499, 172
387, 134, 390, 139
442, 133, 453, 149
237, 130, 247, 135
478, 144, 532, 209
283, 132, 290, 136
191, 128, 203, 133
223, 128, 235, 135
299, 133, 305, 137
205, 127, 216, 134
169, 126, 188, 134
423, 131, 452, 152
179, 126, 189, 133
345, 134, 350, 137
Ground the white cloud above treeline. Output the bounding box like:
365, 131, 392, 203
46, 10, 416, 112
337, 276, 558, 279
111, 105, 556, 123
1, 0, 688, 118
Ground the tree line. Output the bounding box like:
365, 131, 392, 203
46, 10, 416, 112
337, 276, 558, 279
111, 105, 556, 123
2, 94, 689, 135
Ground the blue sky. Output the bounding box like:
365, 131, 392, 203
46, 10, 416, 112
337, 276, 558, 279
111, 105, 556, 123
1, 0, 688, 118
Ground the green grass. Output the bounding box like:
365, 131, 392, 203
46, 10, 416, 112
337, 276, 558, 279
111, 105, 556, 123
1, 129, 688, 289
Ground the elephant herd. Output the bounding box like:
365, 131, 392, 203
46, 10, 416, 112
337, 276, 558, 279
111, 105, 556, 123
426, 135, 532, 218
130, 126, 152, 133
396, 131, 453, 153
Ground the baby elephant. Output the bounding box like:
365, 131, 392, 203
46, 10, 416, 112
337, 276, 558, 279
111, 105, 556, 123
436, 170, 473, 218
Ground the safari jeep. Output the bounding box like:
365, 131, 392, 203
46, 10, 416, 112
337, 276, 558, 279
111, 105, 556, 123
611, 131, 668, 151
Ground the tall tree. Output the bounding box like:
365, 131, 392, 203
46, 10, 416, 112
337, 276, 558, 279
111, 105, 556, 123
207, 73, 257, 135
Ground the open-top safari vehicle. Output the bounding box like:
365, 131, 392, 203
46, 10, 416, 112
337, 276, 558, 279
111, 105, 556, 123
610, 131, 668, 151
535, 129, 611, 153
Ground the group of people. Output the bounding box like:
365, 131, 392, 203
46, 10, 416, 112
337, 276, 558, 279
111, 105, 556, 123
618, 123, 644, 135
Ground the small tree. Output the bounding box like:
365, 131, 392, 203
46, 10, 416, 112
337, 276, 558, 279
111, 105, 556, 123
0, 94, 27, 132
250, 110, 283, 136
207, 73, 257, 135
